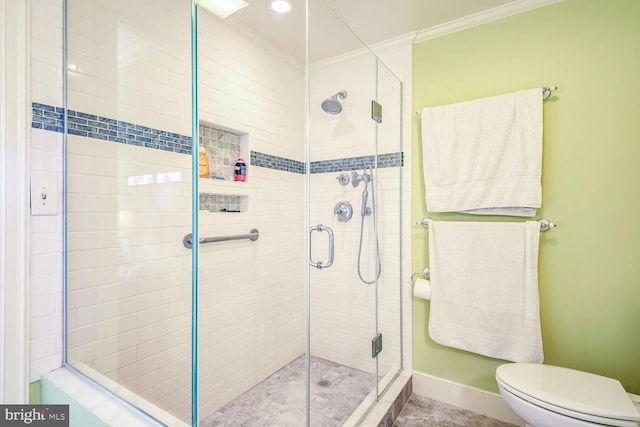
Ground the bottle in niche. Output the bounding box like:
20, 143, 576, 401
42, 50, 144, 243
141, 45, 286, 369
234, 158, 246, 182
199, 147, 210, 178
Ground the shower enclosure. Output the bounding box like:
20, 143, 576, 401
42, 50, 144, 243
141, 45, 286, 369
63, 0, 403, 425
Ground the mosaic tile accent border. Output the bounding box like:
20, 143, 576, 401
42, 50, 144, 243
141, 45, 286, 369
310, 152, 403, 174
32, 103, 192, 154
32, 102, 403, 175
31, 103, 65, 133
251, 152, 403, 174
251, 151, 306, 174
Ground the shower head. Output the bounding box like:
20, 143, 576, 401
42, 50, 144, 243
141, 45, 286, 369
321, 91, 347, 114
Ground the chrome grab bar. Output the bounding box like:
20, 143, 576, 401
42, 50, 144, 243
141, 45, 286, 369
309, 224, 334, 269
182, 229, 259, 249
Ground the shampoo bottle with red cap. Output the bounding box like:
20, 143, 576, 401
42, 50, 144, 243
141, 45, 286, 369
234, 158, 246, 182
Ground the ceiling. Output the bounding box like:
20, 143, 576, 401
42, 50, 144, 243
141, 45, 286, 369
222, 0, 548, 63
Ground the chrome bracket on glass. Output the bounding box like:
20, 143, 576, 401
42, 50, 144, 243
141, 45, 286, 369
371, 100, 382, 123
309, 224, 334, 269
371, 332, 383, 358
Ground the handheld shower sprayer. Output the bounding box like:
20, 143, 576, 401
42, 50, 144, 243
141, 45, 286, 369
355, 167, 381, 284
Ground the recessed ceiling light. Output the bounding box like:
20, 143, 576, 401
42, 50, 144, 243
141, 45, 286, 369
200, 0, 249, 19
271, 0, 292, 13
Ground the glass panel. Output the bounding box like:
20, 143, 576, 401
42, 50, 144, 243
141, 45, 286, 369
374, 59, 404, 396
64, 0, 193, 423
195, 2, 307, 426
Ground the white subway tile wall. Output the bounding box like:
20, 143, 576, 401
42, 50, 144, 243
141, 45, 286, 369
65, 135, 194, 417
197, 9, 305, 163
29, 0, 410, 422
66, 0, 192, 137
30, 0, 64, 383
308, 169, 402, 376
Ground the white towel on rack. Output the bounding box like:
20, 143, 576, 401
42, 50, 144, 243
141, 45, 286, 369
420, 89, 543, 216
427, 220, 543, 363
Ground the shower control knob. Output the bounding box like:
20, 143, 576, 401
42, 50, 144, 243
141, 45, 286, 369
334, 201, 353, 222
336, 173, 350, 186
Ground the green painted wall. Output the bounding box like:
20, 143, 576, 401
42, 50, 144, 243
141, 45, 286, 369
412, 0, 640, 394
29, 381, 41, 404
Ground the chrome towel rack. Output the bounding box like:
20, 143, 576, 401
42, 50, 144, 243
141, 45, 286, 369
542, 86, 558, 101
416, 86, 558, 115
416, 218, 556, 232
183, 229, 259, 249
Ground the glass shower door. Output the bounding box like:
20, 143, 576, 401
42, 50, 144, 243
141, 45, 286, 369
307, 1, 398, 423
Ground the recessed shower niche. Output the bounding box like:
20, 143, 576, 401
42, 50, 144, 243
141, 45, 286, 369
199, 121, 250, 213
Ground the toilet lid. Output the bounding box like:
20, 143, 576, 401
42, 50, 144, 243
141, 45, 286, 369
496, 363, 640, 422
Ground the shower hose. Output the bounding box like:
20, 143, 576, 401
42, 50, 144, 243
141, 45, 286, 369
357, 167, 381, 284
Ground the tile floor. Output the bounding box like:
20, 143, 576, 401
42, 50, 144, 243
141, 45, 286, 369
392, 394, 518, 427
201, 354, 375, 426
199, 354, 517, 427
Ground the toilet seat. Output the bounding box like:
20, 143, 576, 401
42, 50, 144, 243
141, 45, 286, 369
496, 363, 640, 427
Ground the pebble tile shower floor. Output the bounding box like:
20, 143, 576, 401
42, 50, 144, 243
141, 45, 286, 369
200, 355, 518, 426
201, 355, 375, 426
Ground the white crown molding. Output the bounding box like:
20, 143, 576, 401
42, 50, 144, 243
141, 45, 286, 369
314, 0, 563, 68
369, 32, 416, 54
415, 0, 563, 44
311, 31, 415, 71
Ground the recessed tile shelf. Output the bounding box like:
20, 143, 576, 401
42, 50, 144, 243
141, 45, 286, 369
199, 193, 248, 213
199, 122, 250, 213
199, 122, 247, 181
199, 179, 251, 213
199, 178, 251, 195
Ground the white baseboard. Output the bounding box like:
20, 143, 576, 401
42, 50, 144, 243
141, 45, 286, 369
412, 371, 525, 426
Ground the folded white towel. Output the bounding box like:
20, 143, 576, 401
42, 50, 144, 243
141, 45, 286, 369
421, 89, 543, 216
428, 220, 543, 363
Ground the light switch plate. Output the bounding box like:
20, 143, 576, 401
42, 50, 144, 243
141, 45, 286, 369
31, 174, 58, 216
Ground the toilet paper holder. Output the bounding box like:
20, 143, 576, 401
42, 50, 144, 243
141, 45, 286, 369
411, 267, 430, 284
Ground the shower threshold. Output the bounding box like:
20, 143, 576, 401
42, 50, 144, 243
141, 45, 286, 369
201, 354, 376, 426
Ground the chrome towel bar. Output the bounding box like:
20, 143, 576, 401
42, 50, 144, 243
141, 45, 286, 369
416, 218, 556, 232
183, 229, 259, 249
416, 86, 558, 115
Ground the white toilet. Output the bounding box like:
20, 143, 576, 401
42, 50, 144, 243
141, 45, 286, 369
496, 363, 640, 427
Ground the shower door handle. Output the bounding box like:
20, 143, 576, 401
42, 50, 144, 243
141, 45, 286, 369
309, 224, 334, 269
